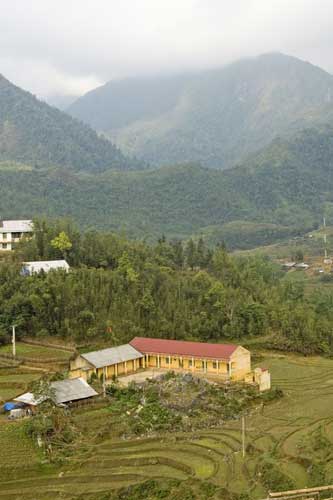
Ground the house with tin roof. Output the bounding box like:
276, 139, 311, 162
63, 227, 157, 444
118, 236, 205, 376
0, 220, 33, 251
70, 337, 251, 383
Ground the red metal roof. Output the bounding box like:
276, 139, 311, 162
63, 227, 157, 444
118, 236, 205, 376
130, 337, 239, 360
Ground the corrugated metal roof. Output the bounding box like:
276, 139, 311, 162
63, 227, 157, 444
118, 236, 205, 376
81, 344, 143, 369
14, 392, 41, 406
14, 377, 97, 406
23, 260, 70, 274
130, 337, 240, 360
0, 220, 33, 233
51, 378, 97, 404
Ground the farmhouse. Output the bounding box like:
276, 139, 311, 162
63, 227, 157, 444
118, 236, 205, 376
21, 259, 70, 275
70, 337, 252, 383
0, 220, 33, 251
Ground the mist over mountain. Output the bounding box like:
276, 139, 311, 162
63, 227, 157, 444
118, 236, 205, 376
0, 74, 140, 172
68, 53, 333, 169
45, 94, 80, 111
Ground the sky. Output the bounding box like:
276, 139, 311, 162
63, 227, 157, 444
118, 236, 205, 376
1, 0, 333, 99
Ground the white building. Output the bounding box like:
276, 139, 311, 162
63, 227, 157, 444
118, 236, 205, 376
22, 260, 70, 275
0, 220, 33, 251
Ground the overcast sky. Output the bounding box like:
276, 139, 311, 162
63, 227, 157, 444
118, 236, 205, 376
1, 0, 333, 98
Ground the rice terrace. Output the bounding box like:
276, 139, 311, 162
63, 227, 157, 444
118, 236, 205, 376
1, 350, 333, 499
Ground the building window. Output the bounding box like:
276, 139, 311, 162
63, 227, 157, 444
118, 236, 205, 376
202, 361, 205, 370
1, 243, 7, 249
189, 359, 193, 367
213, 362, 217, 369
12, 232, 21, 239
165, 357, 170, 364
2, 233, 7, 240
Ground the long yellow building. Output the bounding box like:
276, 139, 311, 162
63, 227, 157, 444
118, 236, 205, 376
70, 337, 251, 383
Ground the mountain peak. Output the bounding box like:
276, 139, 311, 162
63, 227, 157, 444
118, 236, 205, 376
0, 74, 141, 172
68, 54, 333, 169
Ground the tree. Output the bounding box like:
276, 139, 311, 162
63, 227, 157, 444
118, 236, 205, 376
185, 239, 196, 270
51, 231, 72, 258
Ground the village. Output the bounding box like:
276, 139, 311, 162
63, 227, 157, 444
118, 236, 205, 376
2, 218, 333, 500
0, 219, 270, 420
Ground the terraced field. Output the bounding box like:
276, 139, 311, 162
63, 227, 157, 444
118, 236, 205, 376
1, 353, 333, 499
0, 367, 42, 402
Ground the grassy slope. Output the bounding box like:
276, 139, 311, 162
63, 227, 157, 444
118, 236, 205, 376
2, 353, 333, 498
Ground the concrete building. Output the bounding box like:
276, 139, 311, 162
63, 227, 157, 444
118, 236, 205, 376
130, 337, 251, 381
245, 367, 271, 392
22, 260, 70, 275
70, 337, 252, 383
70, 344, 144, 381
0, 220, 33, 251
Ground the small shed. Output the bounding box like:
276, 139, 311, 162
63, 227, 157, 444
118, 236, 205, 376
22, 260, 70, 276
295, 262, 309, 270
14, 377, 97, 407
282, 262, 295, 270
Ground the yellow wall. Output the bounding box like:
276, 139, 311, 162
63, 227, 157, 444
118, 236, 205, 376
70, 355, 144, 381
145, 354, 230, 376
229, 347, 251, 381
69, 347, 251, 382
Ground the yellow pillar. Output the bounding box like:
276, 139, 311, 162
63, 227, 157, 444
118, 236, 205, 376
168, 355, 171, 367
125, 361, 127, 374
192, 357, 194, 372
204, 359, 207, 373
115, 363, 118, 377
157, 354, 160, 368
142, 356, 145, 369
217, 360, 219, 375
134, 359, 137, 371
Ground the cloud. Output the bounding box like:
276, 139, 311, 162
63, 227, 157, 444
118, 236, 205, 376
1, 0, 333, 97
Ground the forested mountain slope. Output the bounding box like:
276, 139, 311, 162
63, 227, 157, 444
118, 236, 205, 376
68, 53, 333, 169
1, 124, 333, 248
0, 74, 140, 172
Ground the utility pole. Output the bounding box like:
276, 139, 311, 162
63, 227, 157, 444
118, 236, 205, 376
102, 367, 106, 398
12, 325, 16, 358
242, 415, 246, 458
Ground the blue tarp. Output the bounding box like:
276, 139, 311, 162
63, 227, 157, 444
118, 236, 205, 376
3, 402, 21, 411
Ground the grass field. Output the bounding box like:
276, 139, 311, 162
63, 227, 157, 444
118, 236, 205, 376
1, 352, 333, 498
0, 342, 72, 361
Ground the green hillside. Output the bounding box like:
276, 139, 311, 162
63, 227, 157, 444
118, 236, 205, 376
2, 124, 333, 247
68, 53, 333, 169
0, 74, 140, 172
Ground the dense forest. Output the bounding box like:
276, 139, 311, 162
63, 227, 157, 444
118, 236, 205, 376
0, 74, 141, 172
69, 53, 333, 169
2, 124, 333, 247
0, 218, 332, 355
